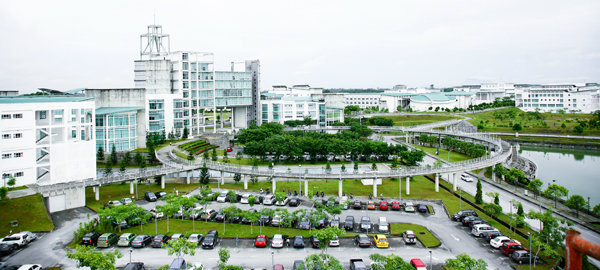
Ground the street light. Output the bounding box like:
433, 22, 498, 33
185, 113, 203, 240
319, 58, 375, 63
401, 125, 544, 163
429, 250, 432, 270
271, 251, 274, 268
552, 180, 557, 208
528, 232, 532, 270
129, 248, 133, 263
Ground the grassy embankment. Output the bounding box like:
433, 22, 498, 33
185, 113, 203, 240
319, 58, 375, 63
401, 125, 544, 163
410, 144, 472, 163
499, 135, 600, 146
375, 114, 463, 127
0, 194, 54, 236
389, 223, 440, 248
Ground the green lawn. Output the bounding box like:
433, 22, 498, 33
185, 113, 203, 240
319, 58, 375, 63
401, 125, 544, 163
389, 223, 440, 248
0, 194, 54, 236
374, 114, 462, 127
499, 135, 600, 146
411, 144, 472, 162
85, 183, 202, 212
468, 107, 600, 135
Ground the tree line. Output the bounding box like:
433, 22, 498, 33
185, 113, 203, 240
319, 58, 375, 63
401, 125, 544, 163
417, 134, 487, 158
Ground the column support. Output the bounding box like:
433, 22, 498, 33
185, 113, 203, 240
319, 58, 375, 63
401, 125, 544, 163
372, 178, 377, 198
220, 171, 224, 185
453, 173, 458, 191
186, 170, 191, 184
338, 179, 343, 197
406, 176, 410, 195
435, 173, 440, 192
491, 165, 496, 182
130, 181, 134, 194
304, 180, 308, 197
94, 186, 100, 201
272, 177, 276, 193
161, 175, 165, 189
243, 175, 248, 190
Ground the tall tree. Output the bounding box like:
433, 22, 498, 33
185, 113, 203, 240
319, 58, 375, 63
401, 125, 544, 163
66, 245, 122, 270
110, 144, 118, 165
314, 226, 345, 254
445, 254, 487, 270
182, 127, 189, 139
199, 163, 210, 184
527, 178, 543, 199
96, 146, 105, 162
544, 184, 569, 206
527, 207, 572, 266
218, 248, 231, 270
163, 237, 196, 259
475, 178, 483, 204
565, 195, 588, 217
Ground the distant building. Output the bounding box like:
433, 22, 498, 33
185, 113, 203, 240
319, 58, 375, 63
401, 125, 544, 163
0, 90, 18, 97
515, 83, 600, 113
344, 93, 383, 109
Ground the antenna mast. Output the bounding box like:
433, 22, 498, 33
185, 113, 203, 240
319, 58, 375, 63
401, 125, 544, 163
140, 24, 170, 59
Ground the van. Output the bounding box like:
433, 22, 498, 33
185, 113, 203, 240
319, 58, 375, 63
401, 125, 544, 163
471, 224, 498, 237
97, 233, 118, 248
410, 258, 427, 270
118, 233, 136, 247
378, 217, 389, 233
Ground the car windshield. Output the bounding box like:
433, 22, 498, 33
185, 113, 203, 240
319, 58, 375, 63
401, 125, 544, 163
257, 237, 265, 242
204, 237, 213, 241
378, 238, 387, 242
407, 234, 415, 238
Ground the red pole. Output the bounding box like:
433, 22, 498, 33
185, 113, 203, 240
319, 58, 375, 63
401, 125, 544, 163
566, 230, 600, 270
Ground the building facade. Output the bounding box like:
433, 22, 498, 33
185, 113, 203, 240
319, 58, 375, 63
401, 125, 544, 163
515, 84, 600, 113
0, 96, 96, 188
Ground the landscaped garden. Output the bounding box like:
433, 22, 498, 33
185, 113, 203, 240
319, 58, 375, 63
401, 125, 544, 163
371, 114, 462, 127
178, 139, 215, 155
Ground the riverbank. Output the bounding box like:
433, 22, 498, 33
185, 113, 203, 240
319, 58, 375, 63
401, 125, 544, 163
499, 135, 600, 150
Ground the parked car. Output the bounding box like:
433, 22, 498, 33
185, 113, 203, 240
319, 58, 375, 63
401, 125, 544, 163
263, 195, 276, 205
188, 234, 203, 246
352, 200, 363, 210
461, 173, 473, 182
171, 234, 186, 241
12, 231, 37, 244
240, 194, 251, 204
329, 236, 340, 247
289, 198, 300, 207
490, 236, 520, 249
404, 202, 415, 212
315, 218, 329, 229
144, 191, 157, 202
292, 236, 305, 248
81, 232, 100, 246
105, 200, 122, 208
155, 191, 167, 198
366, 201, 376, 210
275, 197, 289, 206
391, 201, 401, 211
461, 216, 481, 227
169, 258, 187, 270
339, 196, 348, 209
417, 204, 428, 213
214, 211, 226, 222
258, 215, 272, 225
97, 233, 118, 248
216, 193, 229, 203
483, 231, 505, 241
378, 217, 389, 233
201, 231, 218, 249
501, 242, 527, 256
131, 235, 152, 248
292, 260, 304, 270
118, 233, 136, 247
200, 209, 217, 220
152, 234, 169, 248
271, 234, 285, 248
330, 216, 340, 228
379, 201, 388, 211
452, 210, 477, 221
344, 216, 355, 231
471, 224, 498, 238
273, 264, 284, 270
308, 235, 320, 248
349, 259, 367, 270
354, 234, 371, 248
120, 198, 133, 205
123, 262, 145, 270
16, 265, 41, 270
150, 208, 164, 219
409, 258, 427, 270
360, 216, 372, 232
0, 243, 16, 255
255, 235, 268, 248
403, 231, 417, 244
298, 218, 311, 230
511, 250, 540, 264
374, 234, 389, 248
469, 218, 488, 229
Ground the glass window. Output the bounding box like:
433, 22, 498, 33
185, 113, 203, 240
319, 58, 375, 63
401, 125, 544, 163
2, 134, 9, 139
72, 130, 77, 138
14, 172, 23, 177
182, 62, 189, 70
1, 114, 11, 119
2, 153, 11, 159
14, 152, 23, 158
13, 114, 22, 119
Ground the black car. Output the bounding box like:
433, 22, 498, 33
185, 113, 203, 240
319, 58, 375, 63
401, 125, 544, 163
258, 215, 271, 225
352, 200, 363, 210
510, 250, 540, 264
81, 232, 100, 246
144, 191, 157, 202
315, 218, 329, 229
484, 231, 505, 241
230, 216, 241, 224
354, 234, 371, 247
151, 234, 169, 248
292, 236, 305, 248
123, 263, 145, 270
131, 234, 153, 248
309, 236, 320, 248
215, 212, 226, 222
330, 216, 341, 228
0, 243, 16, 255
469, 219, 488, 229
417, 204, 428, 213
452, 210, 477, 221
289, 198, 299, 207
155, 191, 167, 199
461, 215, 481, 226
298, 218, 311, 230
202, 230, 218, 249
344, 216, 355, 231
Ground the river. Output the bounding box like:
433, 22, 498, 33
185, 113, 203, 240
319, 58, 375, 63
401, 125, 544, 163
519, 145, 600, 206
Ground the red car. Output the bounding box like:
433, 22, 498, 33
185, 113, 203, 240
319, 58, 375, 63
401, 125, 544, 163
379, 201, 389, 211
501, 242, 527, 256
226, 147, 233, 152
255, 235, 268, 248
391, 201, 401, 211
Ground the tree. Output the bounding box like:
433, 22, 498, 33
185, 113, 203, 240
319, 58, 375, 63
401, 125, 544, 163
134, 152, 142, 167
163, 237, 196, 259
527, 207, 573, 266
96, 147, 105, 161
211, 148, 218, 161
233, 173, 241, 183
248, 195, 257, 207
182, 127, 189, 139
103, 161, 113, 177
303, 254, 344, 270
236, 152, 242, 164
565, 195, 588, 217
573, 124, 584, 134
110, 144, 118, 165
483, 203, 502, 216
475, 178, 483, 204
6, 176, 16, 187
527, 178, 543, 199
123, 152, 131, 165
353, 162, 359, 172
275, 191, 286, 204
199, 163, 210, 184
445, 254, 487, 270
66, 245, 122, 270
187, 151, 194, 162
119, 159, 127, 175
544, 184, 569, 206
371, 162, 377, 171
227, 190, 238, 203
517, 202, 524, 216
369, 254, 413, 270
594, 204, 600, 216
340, 163, 346, 172
218, 248, 231, 270
325, 161, 332, 174
314, 226, 345, 253
0, 187, 8, 200
511, 123, 523, 132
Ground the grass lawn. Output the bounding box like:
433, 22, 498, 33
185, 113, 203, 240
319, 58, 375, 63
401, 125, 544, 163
85, 183, 203, 212
374, 114, 462, 127
389, 223, 440, 248
0, 194, 54, 236
499, 135, 600, 146
411, 144, 472, 162
467, 107, 600, 135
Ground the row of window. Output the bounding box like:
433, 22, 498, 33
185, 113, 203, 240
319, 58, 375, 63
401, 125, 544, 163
1, 113, 23, 119
2, 172, 24, 179
2, 132, 23, 139
2, 152, 24, 159
345, 97, 379, 101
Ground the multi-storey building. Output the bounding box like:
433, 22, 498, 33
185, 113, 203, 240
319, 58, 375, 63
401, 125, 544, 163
343, 93, 383, 109
515, 83, 600, 113
0, 96, 96, 191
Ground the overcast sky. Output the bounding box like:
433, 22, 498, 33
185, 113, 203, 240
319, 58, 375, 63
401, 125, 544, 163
1, 0, 599, 93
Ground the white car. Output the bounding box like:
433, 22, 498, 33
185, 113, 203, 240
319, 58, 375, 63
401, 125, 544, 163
490, 236, 520, 249
120, 198, 133, 205
471, 224, 498, 237
378, 217, 389, 233
263, 195, 275, 205
271, 234, 285, 248
404, 202, 415, 212
403, 230, 417, 244
328, 236, 340, 247
275, 197, 289, 206
150, 208, 164, 219
188, 234, 203, 246
339, 196, 349, 209
240, 194, 250, 204
461, 173, 473, 182
1, 233, 31, 247
17, 265, 42, 270
216, 192, 228, 202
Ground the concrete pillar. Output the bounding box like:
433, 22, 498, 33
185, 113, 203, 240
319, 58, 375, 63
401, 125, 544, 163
272, 177, 276, 192
213, 107, 217, 133
94, 186, 100, 201
220, 108, 224, 128
220, 171, 224, 185
338, 179, 343, 197
130, 181, 134, 194
435, 173, 439, 192
372, 179, 377, 198
304, 180, 308, 197
161, 175, 165, 189
231, 107, 235, 131
453, 173, 458, 191
243, 175, 248, 190
406, 177, 410, 195
186, 170, 191, 184
405, 133, 408, 143
491, 165, 496, 182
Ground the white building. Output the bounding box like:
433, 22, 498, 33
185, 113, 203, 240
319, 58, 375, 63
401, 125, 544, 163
0, 96, 96, 191
0, 90, 18, 96
344, 93, 383, 109
515, 84, 600, 113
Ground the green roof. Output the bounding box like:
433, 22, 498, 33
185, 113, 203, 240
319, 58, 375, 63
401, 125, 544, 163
444, 91, 476, 96
0, 96, 93, 104
411, 93, 455, 102
96, 107, 143, 115
65, 88, 86, 94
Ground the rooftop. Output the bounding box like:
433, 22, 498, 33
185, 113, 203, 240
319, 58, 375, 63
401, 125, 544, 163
95, 107, 144, 115
410, 93, 455, 102
0, 96, 93, 104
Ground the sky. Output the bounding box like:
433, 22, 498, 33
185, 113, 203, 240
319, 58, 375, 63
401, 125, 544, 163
1, 0, 599, 93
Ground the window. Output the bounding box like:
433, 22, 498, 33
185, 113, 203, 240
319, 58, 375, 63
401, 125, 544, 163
14, 152, 23, 158
2, 173, 9, 179
14, 172, 23, 177
182, 53, 188, 60
2, 154, 11, 159
39, 111, 47, 119
2, 134, 9, 139
1, 114, 10, 119
13, 114, 22, 119
72, 130, 77, 138
182, 62, 189, 70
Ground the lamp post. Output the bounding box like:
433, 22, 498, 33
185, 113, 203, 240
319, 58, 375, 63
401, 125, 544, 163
129, 248, 133, 263
552, 180, 557, 208
528, 232, 532, 270
429, 250, 432, 270
271, 251, 274, 268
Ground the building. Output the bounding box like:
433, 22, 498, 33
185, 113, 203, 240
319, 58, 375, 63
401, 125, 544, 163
0, 90, 18, 97
344, 93, 383, 109
260, 85, 344, 126
515, 83, 600, 113
0, 96, 96, 193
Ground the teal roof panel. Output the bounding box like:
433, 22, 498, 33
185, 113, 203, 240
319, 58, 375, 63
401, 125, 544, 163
0, 96, 93, 104
95, 107, 144, 115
